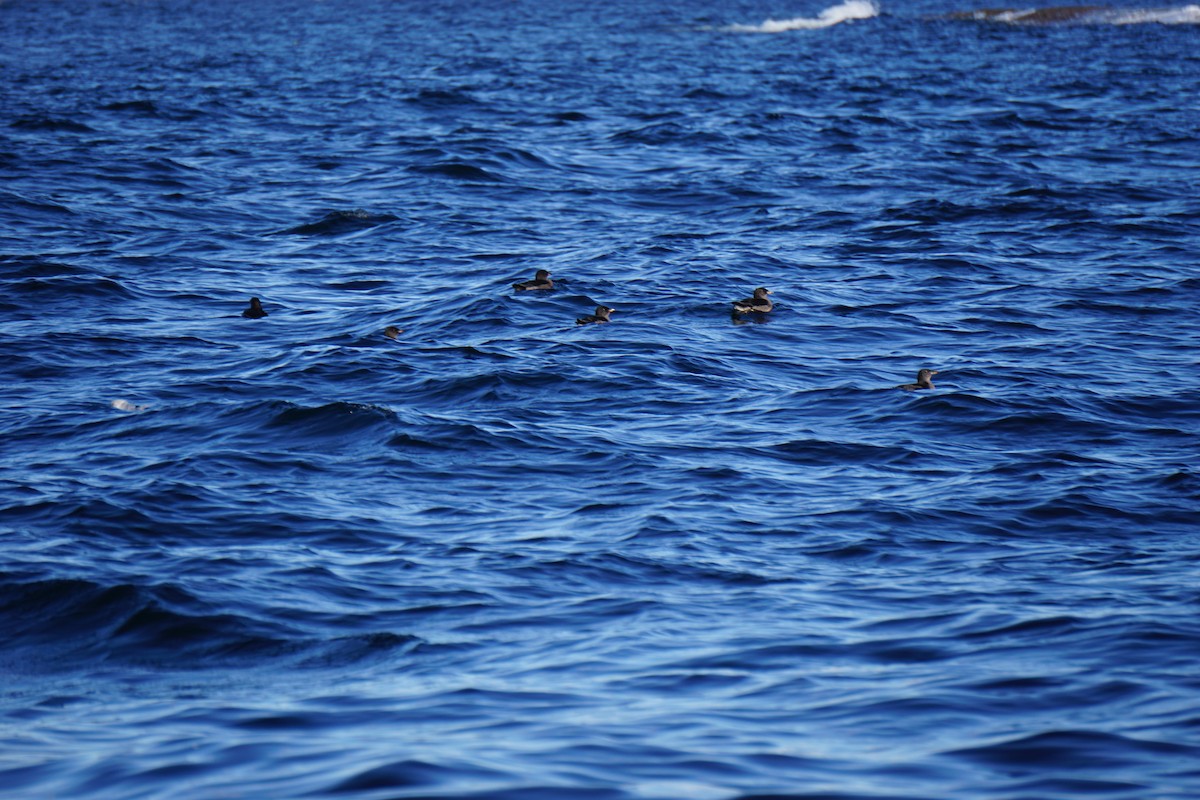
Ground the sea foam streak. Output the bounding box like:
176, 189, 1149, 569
949, 4, 1200, 24
1111, 4, 1200, 24
111, 399, 148, 412
726, 0, 880, 32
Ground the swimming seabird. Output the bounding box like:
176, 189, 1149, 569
732, 287, 772, 315
898, 369, 938, 390
513, 269, 553, 291
384, 326, 404, 339
242, 297, 268, 319
576, 305, 614, 325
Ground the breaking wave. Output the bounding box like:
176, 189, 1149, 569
946, 4, 1200, 25
726, 0, 880, 32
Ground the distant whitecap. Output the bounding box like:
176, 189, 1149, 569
725, 0, 879, 32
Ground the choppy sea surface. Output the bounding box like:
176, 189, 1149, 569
3, 0, 1199, 797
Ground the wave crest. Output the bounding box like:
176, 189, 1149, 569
279, 209, 398, 236
726, 0, 880, 32
945, 4, 1200, 25
1112, 3, 1200, 23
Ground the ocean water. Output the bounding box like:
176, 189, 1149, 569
2, 0, 1199, 797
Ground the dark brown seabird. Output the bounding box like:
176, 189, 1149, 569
732, 287, 773, 315
242, 297, 268, 319
513, 269, 553, 291
898, 369, 938, 390
576, 305, 614, 325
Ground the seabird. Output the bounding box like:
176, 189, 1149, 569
242, 297, 268, 319
732, 287, 772, 315
898, 369, 938, 390
576, 305, 614, 325
384, 326, 403, 339
513, 269, 553, 291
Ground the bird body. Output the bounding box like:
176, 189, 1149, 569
576, 305, 614, 325
732, 287, 772, 315
898, 369, 938, 390
242, 297, 268, 319
513, 269, 553, 291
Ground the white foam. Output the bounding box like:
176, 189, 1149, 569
1111, 4, 1200, 24
112, 399, 148, 412
966, 4, 1200, 25
726, 0, 880, 32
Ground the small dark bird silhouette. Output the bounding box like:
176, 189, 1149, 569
513, 269, 553, 291
898, 369, 938, 390
732, 287, 772, 315
383, 326, 404, 340
576, 305, 614, 325
242, 297, 268, 319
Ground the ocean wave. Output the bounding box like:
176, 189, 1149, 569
99, 99, 158, 115
725, 0, 880, 32
0, 575, 423, 671
404, 88, 482, 108
766, 438, 918, 466
946, 729, 1197, 769
944, 4, 1200, 25
409, 161, 508, 182
608, 121, 732, 147
265, 400, 400, 437
278, 209, 399, 236
6, 273, 133, 305
1112, 3, 1200, 23
0, 192, 73, 218
9, 115, 95, 133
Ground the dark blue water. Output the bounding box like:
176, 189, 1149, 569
3, 0, 1200, 797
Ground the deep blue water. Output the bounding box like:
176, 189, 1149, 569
2, 0, 1200, 797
